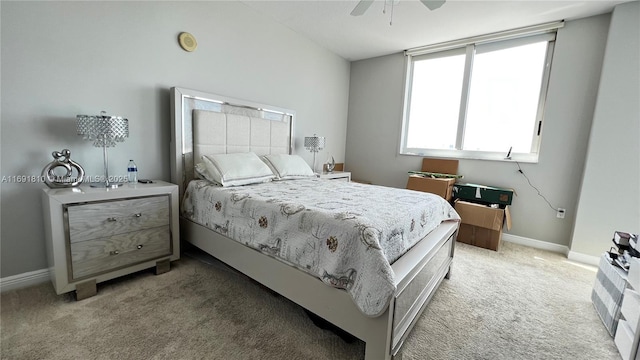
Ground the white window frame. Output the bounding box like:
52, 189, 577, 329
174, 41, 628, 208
399, 21, 564, 163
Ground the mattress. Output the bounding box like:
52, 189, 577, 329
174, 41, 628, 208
182, 178, 459, 316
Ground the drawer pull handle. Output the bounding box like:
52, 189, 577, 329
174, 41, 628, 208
109, 250, 119, 256
137, 245, 143, 249
134, 213, 142, 218
107, 217, 117, 222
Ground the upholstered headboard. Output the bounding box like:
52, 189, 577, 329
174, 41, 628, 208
170, 87, 295, 200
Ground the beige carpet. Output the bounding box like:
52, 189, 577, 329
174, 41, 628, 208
1, 241, 620, 360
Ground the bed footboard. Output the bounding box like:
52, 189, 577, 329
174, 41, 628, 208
390, 222, 457, 354
182, 217, 457, 360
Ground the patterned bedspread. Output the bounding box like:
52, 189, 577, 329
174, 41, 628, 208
182, 178, 459, 317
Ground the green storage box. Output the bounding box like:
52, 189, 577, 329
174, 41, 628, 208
452, 183, 514, 207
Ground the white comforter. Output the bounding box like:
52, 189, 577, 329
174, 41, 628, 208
182, 178, 459, 316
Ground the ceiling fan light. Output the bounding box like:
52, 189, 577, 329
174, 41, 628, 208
352, 0, 446, 17
420, 0, 446, 11
350, 0, 375, 16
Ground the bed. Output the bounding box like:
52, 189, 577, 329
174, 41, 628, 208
170, 87, 459, 360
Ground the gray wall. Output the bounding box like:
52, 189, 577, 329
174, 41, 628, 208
0, 1, 350, 277
346, 14, 612, 253
571, 2, 640, 255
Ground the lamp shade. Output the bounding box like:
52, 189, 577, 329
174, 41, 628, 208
304, 135, 325, 152
76, 111, 129, 188
77, 111, 129, 147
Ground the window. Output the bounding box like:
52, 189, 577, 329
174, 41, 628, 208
400, 23, 562, 162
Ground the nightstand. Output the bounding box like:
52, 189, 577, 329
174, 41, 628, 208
616, 257, 640, 360
41, 180, 180, 299
592, 254, 628, 335
318, 171, 351, 182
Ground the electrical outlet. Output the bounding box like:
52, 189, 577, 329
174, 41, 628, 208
557, 208, 566, 219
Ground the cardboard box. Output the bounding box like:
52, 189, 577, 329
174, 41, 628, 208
421, 158, 459, 175
407, 175, 456, 201
406, 158, 459, 201
454, 200, 511, 251
453, 183, 514, 207
458, 224, 502, 251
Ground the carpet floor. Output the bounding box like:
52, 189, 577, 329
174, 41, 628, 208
1, 241, 620, 360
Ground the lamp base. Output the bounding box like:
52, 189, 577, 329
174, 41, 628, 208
89, 182, 123, 188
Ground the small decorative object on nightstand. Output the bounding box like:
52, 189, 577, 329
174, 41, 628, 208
318, 171, 351, 182
325, 156, 336, 173
41, 180, 180, 300
41, 149, 85, 188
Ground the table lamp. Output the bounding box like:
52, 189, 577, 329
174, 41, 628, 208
77, 111, 129, 188
304, 134, 325, 174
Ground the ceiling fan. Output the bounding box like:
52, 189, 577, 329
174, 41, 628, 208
350, 0, 446, 16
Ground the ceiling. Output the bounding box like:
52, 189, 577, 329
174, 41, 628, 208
239, 0, 629, 61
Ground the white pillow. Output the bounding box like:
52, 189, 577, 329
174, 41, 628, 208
201, 152, 275, 187
261, 154, 315, 180
194, 162, 221, 185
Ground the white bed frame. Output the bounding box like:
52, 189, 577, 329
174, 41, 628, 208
170, 87, 458, 360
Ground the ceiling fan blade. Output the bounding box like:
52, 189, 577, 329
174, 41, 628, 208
350, 0, 374, 16
419, 0, 446, 11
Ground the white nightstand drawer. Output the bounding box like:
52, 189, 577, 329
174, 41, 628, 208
67, 195, 170, 243
318, 171, 351, 181
43, 181, 180, 297
70, 226, 171, 279
629, 257, 640, 291
615, 320, 636, 360
622, 288, 640, 333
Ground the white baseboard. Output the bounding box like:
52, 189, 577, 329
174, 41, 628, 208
502, 233, 570, 254
0, 268, 50, 293
566, 251, 600, 266
502, 233, 600, 266
0, 236, 603, 292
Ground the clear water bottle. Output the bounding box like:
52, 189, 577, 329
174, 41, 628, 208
127, 160, 138, 183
